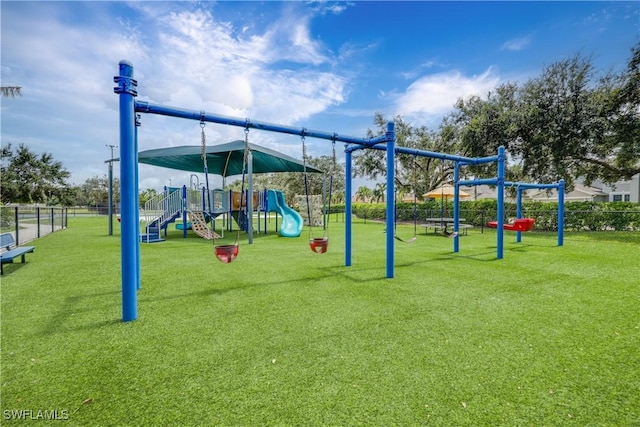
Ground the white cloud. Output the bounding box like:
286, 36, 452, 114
260, 4, 331, 66
390, 68, 501, 122
399, 59, 442, 80
501, 36, 532, 51
1, 3, 350, 189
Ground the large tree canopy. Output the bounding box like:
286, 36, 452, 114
353, 113, 468, 199
355, 43, 639, 193
73, 175, 120, 207
0, 86, 22, 97
450, 43, 640, 187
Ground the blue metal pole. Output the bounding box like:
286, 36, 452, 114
107, 160, 113, 236
182, 185, 188, 238
345, 148, 353, 267
496, 146, 505, 259
558, 179, 565, 246
114, 60, 138, 322
247, 150, 254, 244
134, 114, 141, 290
516, 187, 523, 243
453, 162, 460, 253
385, 122, 395, 279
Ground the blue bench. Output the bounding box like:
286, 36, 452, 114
0, 233, 35, 275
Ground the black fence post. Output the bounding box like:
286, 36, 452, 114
37, 207, 41, 238
14, 207, 19, 244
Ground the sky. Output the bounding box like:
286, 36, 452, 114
1, 1, 639, 193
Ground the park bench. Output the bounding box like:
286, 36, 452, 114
0, 232, 35, 275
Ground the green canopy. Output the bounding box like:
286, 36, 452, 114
138, 140, 323, 176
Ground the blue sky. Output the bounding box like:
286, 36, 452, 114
1, 1, 638, 191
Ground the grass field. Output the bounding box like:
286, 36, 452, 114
1, 217, 638, 426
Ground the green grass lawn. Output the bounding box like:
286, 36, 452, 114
1, 217, 638, 426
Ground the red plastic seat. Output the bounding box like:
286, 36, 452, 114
215, 244, 239, 263
309, 237, 329, 254
487, 218, 535, 232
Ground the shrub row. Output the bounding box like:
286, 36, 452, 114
330, 201, 640, 231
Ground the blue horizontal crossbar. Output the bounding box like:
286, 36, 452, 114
505, 181, 561, 190
347, 142, 500, 165
458, 178, 500, 186
135, 101, 382, 147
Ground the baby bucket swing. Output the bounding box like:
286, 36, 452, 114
201, 121, 248, 263
302, 133, 334, 254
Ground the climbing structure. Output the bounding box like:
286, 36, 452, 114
189, 211, 220, 240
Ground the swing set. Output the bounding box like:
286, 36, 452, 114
115, 60, 564, 322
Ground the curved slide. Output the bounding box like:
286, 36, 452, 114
266, 190, 303, 238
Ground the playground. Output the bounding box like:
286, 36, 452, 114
2, 60, 637, 425
0, 216, 638, 425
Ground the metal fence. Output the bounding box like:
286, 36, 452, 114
328, 206, 640, 244
0, 206, 69, 246
67, 206, 119, 216
349, 207, 640, 230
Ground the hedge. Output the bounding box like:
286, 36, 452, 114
331, 201, 640, 231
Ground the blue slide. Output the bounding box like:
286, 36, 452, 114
266, 190, 303, 238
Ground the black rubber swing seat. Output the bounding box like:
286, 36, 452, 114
394, 235, 417, 243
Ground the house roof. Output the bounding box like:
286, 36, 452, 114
138, 140, 323, 176
529, 184, 607, 201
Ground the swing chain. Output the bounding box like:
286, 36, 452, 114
239, 127, 250, 215
331, 138, 336, 168
242, 127, 250, 171
301, 131, 313, 232
200, 121, 206, 160
301, 132, 307, 169
326, 138, 337, 229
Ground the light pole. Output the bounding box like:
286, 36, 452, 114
106, 144, 118, 235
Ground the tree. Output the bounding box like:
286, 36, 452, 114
75, 175, 120, 207
449, 42, 640, 187
449, 83, 521, 180
0, 143, 71, 204
1, 86, 21, 97
139, 188, 158, 209
516, 54, 597, 186
371, 182, 386, 203
581, 43, 640, 184
353, 113, 464, 197
354, 186, 373, 203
